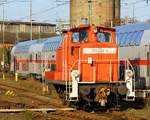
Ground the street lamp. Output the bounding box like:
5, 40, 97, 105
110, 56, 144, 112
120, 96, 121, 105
30, 0, 32, 41
1, 0, 7, 80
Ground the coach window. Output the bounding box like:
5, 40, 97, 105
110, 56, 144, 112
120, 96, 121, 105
16, 63, 19, 70
30, 54, 32, 61
43, 64, 45, 68
48, 64, 51, 69
97, 32, 111, 43
36, 54, 38, 60
51, 64, 56, 71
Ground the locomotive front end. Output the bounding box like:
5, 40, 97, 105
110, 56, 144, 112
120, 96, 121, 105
42, 25, 120, 109
66, 26, 119, 107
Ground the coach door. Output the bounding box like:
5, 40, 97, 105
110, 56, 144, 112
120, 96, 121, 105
31, 53, 37, 74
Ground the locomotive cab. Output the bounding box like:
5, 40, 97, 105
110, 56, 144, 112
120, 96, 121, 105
44, 25, 121, 108
67, 26, 118, 83
59, 25, 119, 107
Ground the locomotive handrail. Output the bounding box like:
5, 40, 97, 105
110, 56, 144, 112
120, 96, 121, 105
70, 59, 136, 81
66, 59, 136, 101
70, 59, 123, 84
70, 59, 121, 70
124, 59, 136, 101
70, 59, 122, 71
126, 59, 136, 94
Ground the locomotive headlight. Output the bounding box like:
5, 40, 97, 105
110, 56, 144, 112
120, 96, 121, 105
93, 28, 97, 33
71, 70, 80, 81
126, 70, 133, 78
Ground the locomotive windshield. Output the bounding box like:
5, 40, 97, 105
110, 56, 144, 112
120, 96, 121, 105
97, 32, 111, 42
79, 30, 88, 42
72, 30, 88, 43
72, 32, 79, 43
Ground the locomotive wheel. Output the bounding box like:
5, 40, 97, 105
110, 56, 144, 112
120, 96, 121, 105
83, 102, 92, 112
58, 90, 64, 98
61, 91, 71, 106
107, 92, 118, 108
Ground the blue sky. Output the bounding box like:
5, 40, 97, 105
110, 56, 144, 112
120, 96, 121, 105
0, 0, 70, 23
121, 0, 150, 21
0, 0, 149, 24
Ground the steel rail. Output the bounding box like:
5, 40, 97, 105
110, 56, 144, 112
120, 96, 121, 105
0, 108, 76, 113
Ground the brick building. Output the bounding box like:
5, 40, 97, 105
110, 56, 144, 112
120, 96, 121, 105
0, 21, 56, 34
0, 21, 56, 44
70, 0, 120, 27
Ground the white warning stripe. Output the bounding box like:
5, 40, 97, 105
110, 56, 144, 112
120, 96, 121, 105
83, 48, 117, 54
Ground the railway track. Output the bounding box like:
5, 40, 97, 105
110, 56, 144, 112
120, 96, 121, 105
0, 80, 146, 120
0, 81, 110, 120
0, 82, 39, 93
0, 82, 65, 109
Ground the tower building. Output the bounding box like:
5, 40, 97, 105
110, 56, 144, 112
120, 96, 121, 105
70, 0, 120, 27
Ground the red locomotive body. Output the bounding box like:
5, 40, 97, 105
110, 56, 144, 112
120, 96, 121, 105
45, 26, 118, 84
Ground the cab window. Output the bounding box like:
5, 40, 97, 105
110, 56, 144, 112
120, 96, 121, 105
79, 30, 88, 42
72, 32, 79, 43
72, 30, 88, 43
97, 32, 111, 42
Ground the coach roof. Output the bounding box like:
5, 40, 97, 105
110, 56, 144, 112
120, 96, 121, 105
116, 23, 150, 46
42, 36, 63, 52
14, 35, 63, 54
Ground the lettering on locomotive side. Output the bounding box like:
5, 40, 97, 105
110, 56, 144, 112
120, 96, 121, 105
83, 48, 117, 54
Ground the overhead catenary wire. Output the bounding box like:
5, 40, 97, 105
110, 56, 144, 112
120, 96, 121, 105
0, 0, 149, 24
121, 0, 150, 20
121, 0, 147, 5
1, 0, 149, 19
36, 0, 148, 24
16, 2, 68, 21
0, 0, 21, 6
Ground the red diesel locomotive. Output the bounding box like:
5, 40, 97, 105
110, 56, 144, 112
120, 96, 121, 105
11, 25, 136, 110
